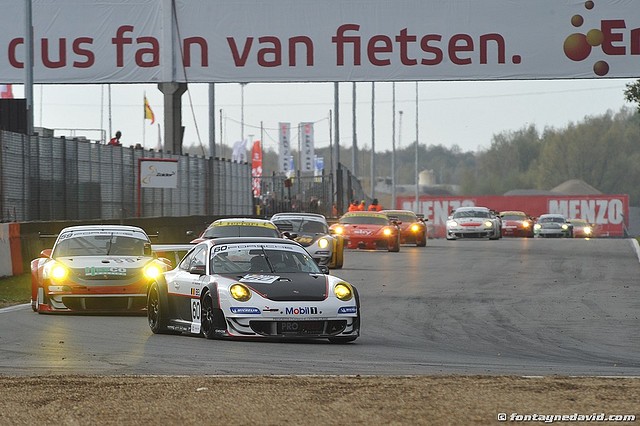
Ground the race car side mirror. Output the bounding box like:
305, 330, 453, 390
318, 265, 330, 274
189, 264, 206, 276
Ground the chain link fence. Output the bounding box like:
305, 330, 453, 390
0, 131, 252, 222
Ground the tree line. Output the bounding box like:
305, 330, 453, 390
187, 106, 640, 206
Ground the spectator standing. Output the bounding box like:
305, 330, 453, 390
348, 200, 359, 212
108, 130, 122, 146
368, 198, 383, 211
357, 200, 366, 211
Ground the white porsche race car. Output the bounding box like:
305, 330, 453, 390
147, 237, 360, 343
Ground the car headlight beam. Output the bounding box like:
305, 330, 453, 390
318, 238, 329, 249
383, 227, 392, 236
410, 224, 421, 233
144, 264, 162, 280
50, 264, 69, 282
334, 282, 353, 301
230, 283, 252, 302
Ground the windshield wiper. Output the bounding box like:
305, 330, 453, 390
260, 246, 275, 273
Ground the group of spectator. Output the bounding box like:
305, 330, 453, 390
348, 198, 383, 212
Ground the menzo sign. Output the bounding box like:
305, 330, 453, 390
399, 194, 629, 238
0, 0, 639, 83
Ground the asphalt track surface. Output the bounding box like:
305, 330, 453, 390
1, 238, 638, 377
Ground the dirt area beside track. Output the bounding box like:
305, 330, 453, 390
0, 375, 637, 425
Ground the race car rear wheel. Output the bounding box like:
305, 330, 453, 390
201, 291, 225, 339
147, 283, 170, 334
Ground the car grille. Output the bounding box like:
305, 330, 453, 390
61, 296, 146, 312
250, 320, 347, 336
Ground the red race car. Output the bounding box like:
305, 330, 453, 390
499, 210, 534, 238
380, 209, 428, 247
568, 218, 597, 238
31, 225, 171, 314
329, 211, 401, 252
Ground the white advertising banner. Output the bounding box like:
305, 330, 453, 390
300, 122, 315, 172
139, 159, 178, 188
0, 0, 639, 83
278, 122, 291, 174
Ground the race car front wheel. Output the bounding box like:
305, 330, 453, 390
148, 283, 170, 334
201, 291, 226, 339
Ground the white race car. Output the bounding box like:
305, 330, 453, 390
271, 212, 345, 269
446, 206, 502, 240
147, 237, 360, 343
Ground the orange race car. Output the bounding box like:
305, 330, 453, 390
330, 211, 401, 252
380, 209, 428, 246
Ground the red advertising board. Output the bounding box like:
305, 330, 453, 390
397, 195, 629, 238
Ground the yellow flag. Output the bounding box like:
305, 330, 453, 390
144, 95, 155, 124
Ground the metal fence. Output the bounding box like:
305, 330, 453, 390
255, 165, 371, 219
0, 131, 253, 222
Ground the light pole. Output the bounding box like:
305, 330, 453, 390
415, 81, 420, 213
391, 82, 396, 210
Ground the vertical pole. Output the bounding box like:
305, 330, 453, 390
25, 0, 34, 136
391, 82, 396, 210
370, 82, 375, 199
209, 83, 216, 159
415, 81, 420, 213
333, 82, 341, 211
352, 82, 357, 177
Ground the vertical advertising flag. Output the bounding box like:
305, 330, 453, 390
251, 140, 262, 197
300, 122, 314, 172
144, 95, 155, 124
279, 122, 291, 174
0, 84, 13, 99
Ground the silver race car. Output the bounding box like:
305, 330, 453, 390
147, 237, 360, 343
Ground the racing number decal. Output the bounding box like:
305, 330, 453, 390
190, 299, 202, 334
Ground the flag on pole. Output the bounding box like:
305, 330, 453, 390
144, 95, 155, 124
0, 84, 13, 99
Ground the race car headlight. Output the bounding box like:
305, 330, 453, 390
561, 224, 569, 230
333, 226, 344, 235
382, 227, 393, 236
484, 221, 493, 228
230, 283, 252, 302
522, 222, 530, 228
334, 282, 353, 301
318, 238, 329, 249
50, 263, 69, 282
534, 224, 541, 230
448, 220, 458, 227
144, 264, 162, 280
584, 226, 592, 235
410, 224, 421, 233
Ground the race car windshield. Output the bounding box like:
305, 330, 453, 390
392, 213, 417, 223
539, 217, 566, 223
202, 226, 280, 239
210, 246, 322, 275
340, 216, 388, 225
502, 214, 526, 220
453, 210, 491, 219
54, 235, 147, 257
273, 219, 328, 234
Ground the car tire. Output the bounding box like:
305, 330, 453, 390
328, 336, 358, 343
388, 235, 400, 252
201, 291, 225, 339
416, 232, 427, 247
332, 237, 345, 269
147, 283, 170, 334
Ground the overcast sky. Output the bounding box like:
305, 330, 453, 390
15, 77, 637, 157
